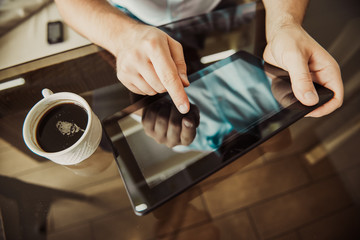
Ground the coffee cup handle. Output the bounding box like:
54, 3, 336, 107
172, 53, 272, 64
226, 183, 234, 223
42, 88, 54, 98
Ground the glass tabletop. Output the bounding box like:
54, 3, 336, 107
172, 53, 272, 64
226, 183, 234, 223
0, 0, 360, 239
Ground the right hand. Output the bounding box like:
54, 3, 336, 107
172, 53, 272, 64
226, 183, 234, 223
115, 24, 190, 114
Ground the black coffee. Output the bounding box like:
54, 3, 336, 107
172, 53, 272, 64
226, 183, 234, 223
36, 103, 88, 152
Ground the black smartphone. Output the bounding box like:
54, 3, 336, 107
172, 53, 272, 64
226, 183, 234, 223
47, 21, 64, 44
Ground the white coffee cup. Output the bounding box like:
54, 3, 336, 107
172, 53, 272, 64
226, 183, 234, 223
23, 89, 102, 165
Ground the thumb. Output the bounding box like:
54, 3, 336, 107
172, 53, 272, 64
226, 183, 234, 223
285, 53, 319, 106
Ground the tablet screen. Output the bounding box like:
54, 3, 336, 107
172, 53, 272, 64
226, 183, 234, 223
102, 51, 333, 215
119, 52, 284, 187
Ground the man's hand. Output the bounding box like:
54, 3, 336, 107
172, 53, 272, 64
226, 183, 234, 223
262, 0, 343, 117
55, 0, 190, 114
263, 24, 343, 117
115, 24, 190, 114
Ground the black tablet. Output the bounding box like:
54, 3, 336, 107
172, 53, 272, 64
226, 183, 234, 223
102, 50, 333, 215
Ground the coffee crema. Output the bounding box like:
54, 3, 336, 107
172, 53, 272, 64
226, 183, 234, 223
36, 103, 88, 152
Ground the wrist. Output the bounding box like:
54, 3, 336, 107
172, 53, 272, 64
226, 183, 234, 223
265, 13, 302, 42
262, 0, 309, 42
103, 14, 141, 56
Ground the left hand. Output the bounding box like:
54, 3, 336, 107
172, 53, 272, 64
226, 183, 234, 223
263, 23, 343, 117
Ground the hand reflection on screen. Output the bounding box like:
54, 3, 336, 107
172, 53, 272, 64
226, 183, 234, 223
264, 62, 298, 107
142, 99, 200, 148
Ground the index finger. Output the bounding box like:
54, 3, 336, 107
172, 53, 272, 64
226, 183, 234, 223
149, 38, 190, 114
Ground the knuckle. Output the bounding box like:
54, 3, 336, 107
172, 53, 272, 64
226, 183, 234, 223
169, 117, 181, 127
156, 136, 167, 144
145, 89, 157, 96
152, 86, 166, 94
291, 74, 314, 92
130, 51, 143, 63
156, 87, 167, 93
150, 82, 167, 93
131, 88, 144, 95
143, 129, 154, 137
292, 72, 313, 83
161, 71, 178, 85
144, 35, 164, 51
144, 37, 157, 49
175, 59, 186, 69
166, 142, 177, 148
157, 118, 168, 128
173, 40, 183, 51
117, 64, 132, 75
181, 136, 192, 146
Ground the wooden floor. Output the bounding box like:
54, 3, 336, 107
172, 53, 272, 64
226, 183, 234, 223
1, 104, 360, 240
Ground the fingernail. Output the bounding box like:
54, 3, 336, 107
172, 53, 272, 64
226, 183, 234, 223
180, 73, 189, 85
304, 91, 318, 102
183, 119, 193, 128
179, 104, 188, 114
